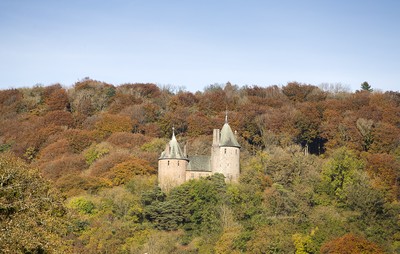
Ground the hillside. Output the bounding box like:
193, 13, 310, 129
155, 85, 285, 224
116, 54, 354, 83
0, 80, 399, 253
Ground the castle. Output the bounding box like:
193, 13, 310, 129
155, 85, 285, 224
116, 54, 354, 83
158, 116, 241, 191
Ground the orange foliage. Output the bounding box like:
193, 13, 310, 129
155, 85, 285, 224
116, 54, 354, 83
64, 129, 95, 153
36, 139, 70, 163
282, 82, 324, 103
101, 157, 156, 186
187, 112, 214, 137
43, 110, 74, 127
197, 89, 226, 115
108, 93, 143, 113
320, 233, 384, 254
43, 84, 70, 111
94, 113, 132, 138
107, 132, 150, 149
370, 122, 400, 153
168, 92, 199, 110
89, 152, 132, 177
364, 153, 400, 200
0, 89, 23, 117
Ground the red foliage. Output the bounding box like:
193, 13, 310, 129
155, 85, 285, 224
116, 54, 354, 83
89, 152, 132, 177
364, 153, 400, 200
43, 84, 70, 111
197, 89, 226, 115
187, 112, 214, 137
36, 139, 70, 163
370, 122, 400, 153
64, 129, 95, 153
320, 233, 384, 254
43, 110, 74, 127
0, 89, 23, 115
41, 154, 87, 180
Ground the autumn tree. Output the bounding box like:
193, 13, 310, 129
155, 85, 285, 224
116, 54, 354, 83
320, 233, 383, 254
0, 153, 71, 253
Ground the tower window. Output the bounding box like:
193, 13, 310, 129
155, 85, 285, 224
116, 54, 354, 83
168, 160, 170, 166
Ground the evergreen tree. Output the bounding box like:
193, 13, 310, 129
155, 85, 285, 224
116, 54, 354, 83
361, 81, 373, 92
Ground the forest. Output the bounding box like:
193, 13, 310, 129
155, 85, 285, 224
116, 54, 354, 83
0, 79, 399, 253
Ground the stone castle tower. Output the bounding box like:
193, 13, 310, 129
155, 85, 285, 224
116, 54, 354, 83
158, 116, 240, 191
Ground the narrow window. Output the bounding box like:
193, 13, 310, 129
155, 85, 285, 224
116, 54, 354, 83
168, 160, 170, 166
224, 148, 227, 154
178, 161, 180, 166
235, 149, 237, 154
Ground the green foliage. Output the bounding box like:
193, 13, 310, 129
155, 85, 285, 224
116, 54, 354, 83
292, 228, 318, 254
0, 143, 11, 152
84, 142, 110, 165
0, 153, 71, 253
321, 147, 364, 201
1, 82, 399, 253
23, 146, 37, 162
141, 137, 168, 152
361, 81, 373, 92
68, 197, 96, 214
144, 174, 226, 242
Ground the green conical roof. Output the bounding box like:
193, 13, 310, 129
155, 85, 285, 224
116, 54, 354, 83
159, 129, 187, 160
220, 122, 240, 148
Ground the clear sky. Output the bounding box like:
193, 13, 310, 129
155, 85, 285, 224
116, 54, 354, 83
1, 0, 399, 92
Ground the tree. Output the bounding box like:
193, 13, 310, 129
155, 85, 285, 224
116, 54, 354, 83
0, 153, 71, 253
361, 81, 373, 92
320, 233, 384, 254
321, 147, 364, 201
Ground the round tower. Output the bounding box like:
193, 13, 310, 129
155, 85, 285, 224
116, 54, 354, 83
214, 114, 241, 182
158, 128, 189, 191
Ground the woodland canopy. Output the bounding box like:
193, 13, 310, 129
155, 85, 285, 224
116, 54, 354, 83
0, 80, 399, 253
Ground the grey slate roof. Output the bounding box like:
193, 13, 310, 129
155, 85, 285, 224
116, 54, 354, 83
187, 155, 211, 172
159, 131, 188, 160
220, 123, 241, 148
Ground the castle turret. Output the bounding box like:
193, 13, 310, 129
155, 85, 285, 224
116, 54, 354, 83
158, 128, 189, 191
211, 113, 241, 182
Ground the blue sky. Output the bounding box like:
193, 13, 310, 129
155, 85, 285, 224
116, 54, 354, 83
1, 0, 399, 92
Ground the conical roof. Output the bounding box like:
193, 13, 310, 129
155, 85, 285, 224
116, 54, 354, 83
220, 121, 241, 148
159, 129, 187, 160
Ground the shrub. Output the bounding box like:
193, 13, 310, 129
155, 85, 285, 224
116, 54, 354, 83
68, 197, 96, 214
84, 143, 111, 165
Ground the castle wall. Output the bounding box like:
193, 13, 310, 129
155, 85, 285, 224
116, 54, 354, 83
214, 146, 240, 182
186, 171, 212, 181
158, 159, 188, 191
